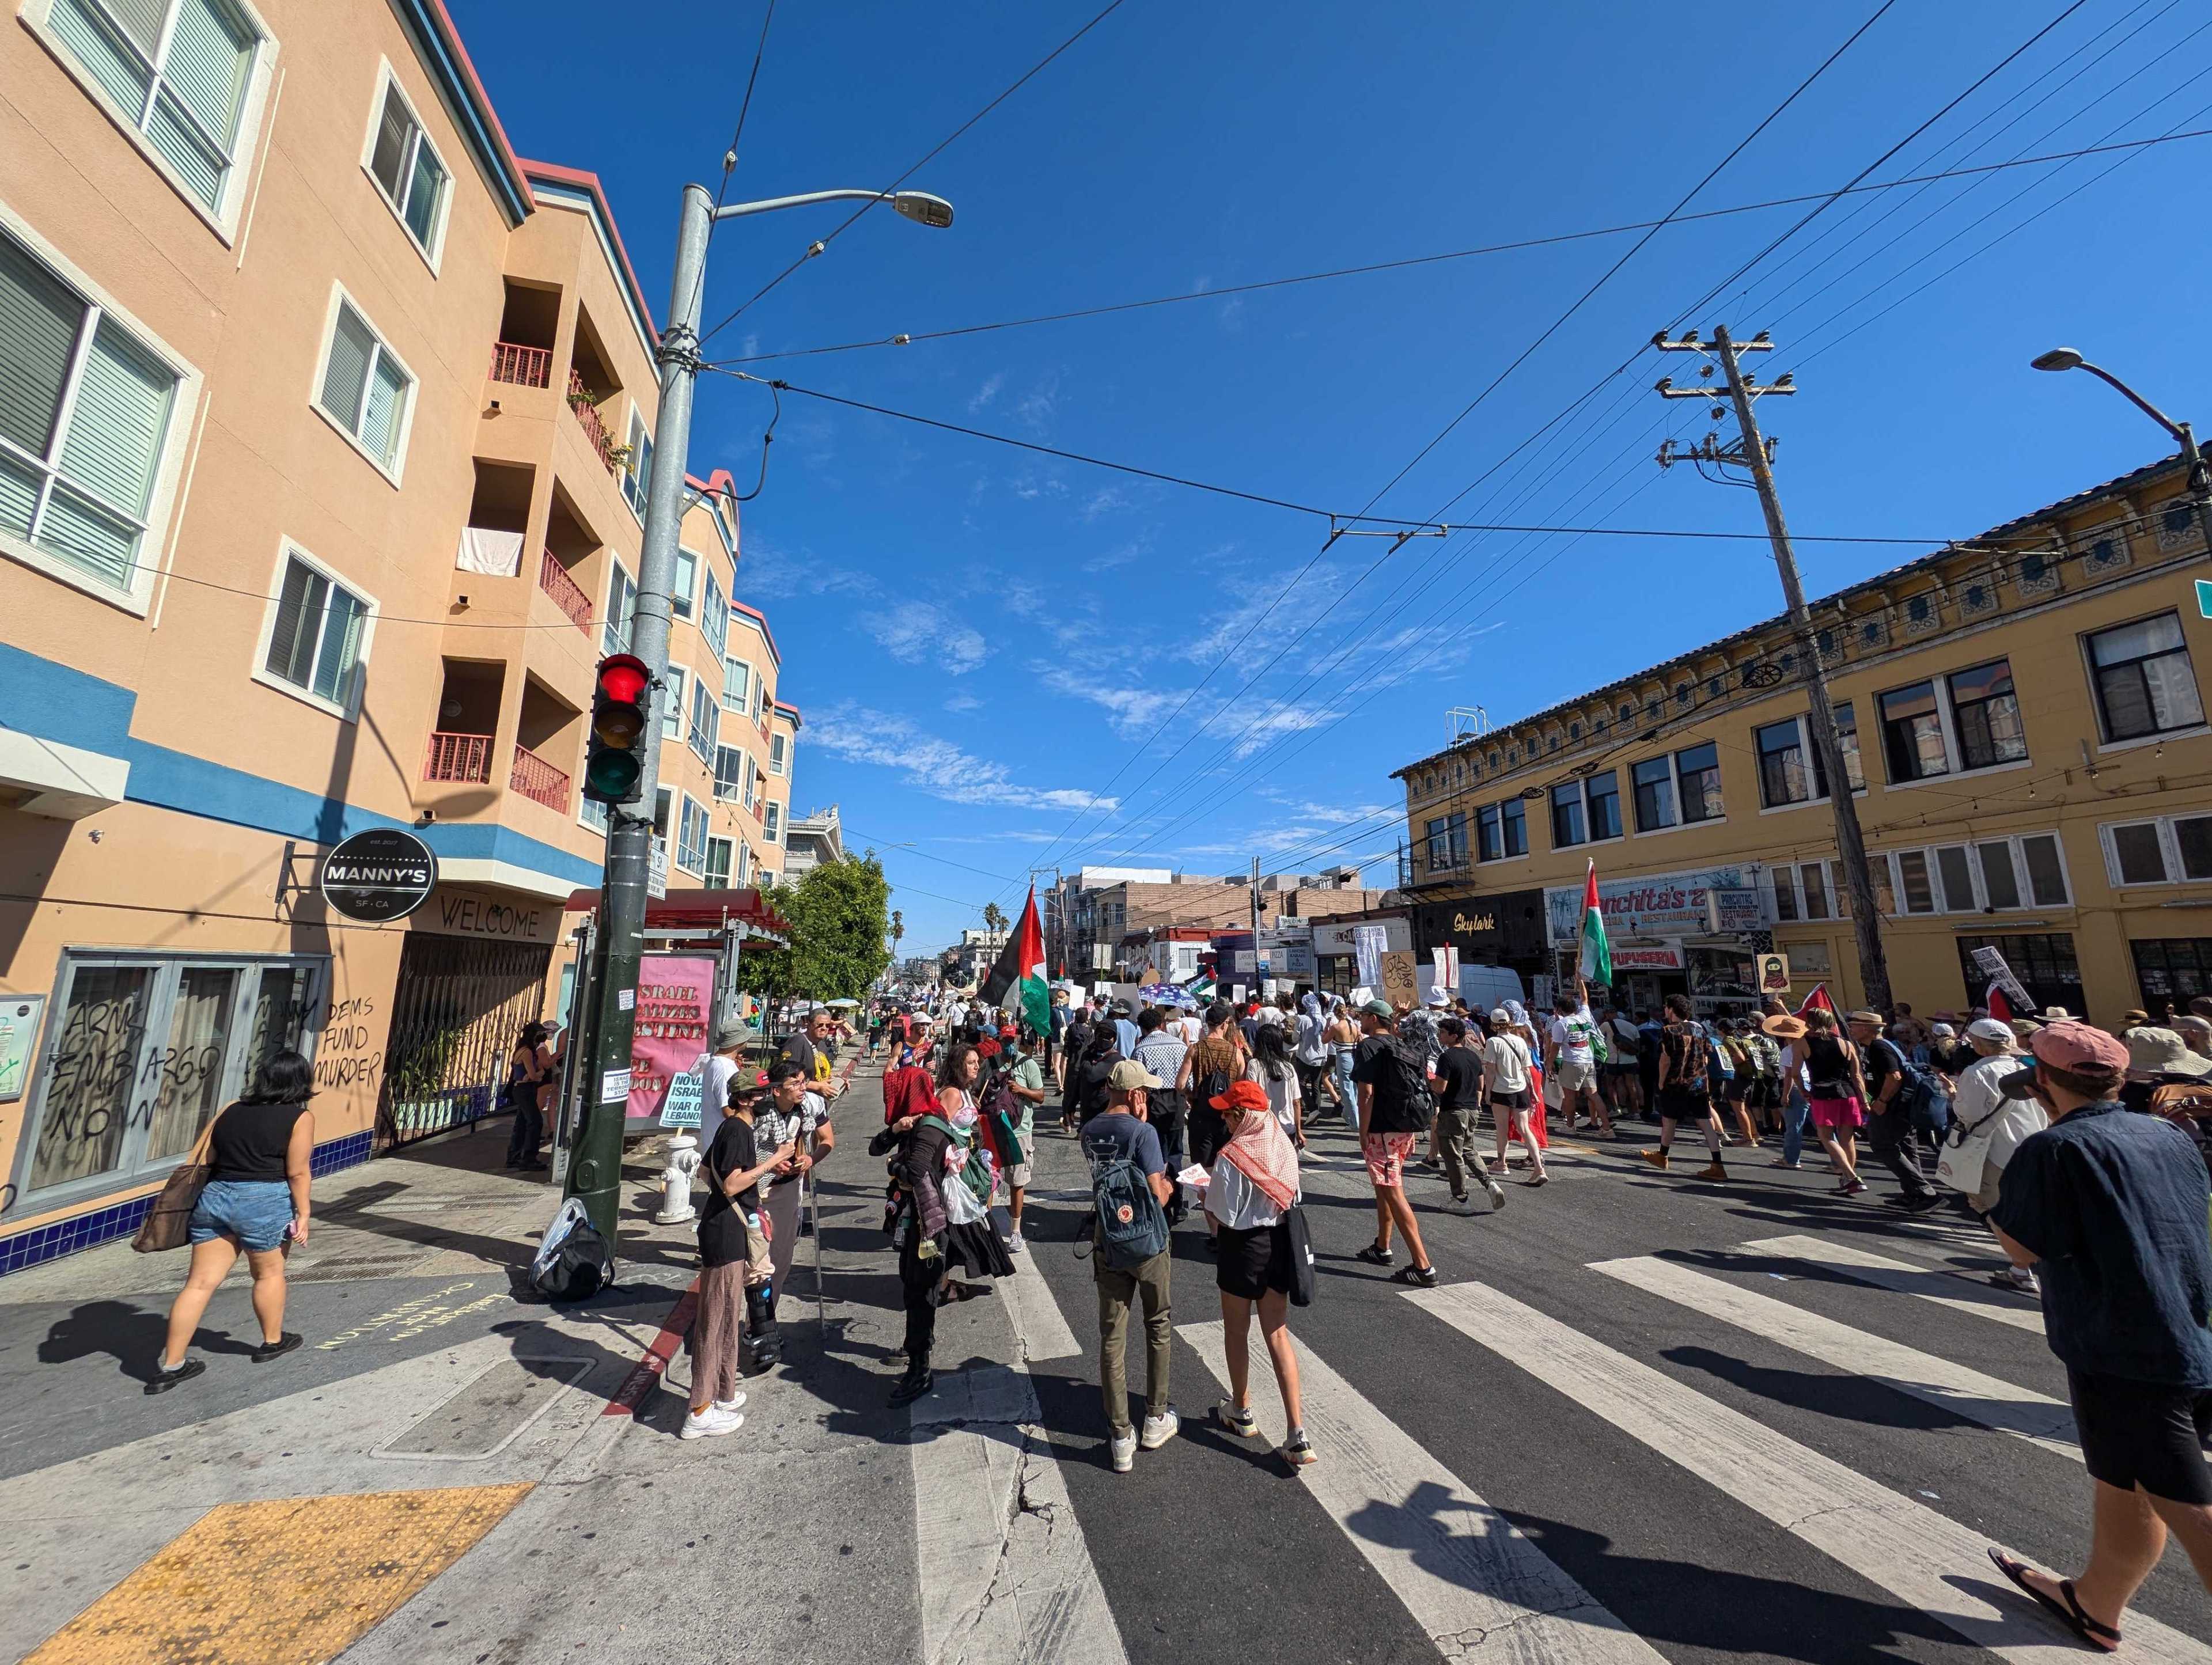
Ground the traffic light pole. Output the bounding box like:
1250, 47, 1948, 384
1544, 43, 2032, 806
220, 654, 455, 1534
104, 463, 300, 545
566, 183, 714, 1247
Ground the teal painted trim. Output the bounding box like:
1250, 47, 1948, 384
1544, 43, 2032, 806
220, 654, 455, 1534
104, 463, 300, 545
386, 0, 532, 227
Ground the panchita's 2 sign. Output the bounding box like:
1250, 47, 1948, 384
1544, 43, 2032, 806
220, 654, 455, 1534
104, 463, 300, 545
320, 828, 438, 922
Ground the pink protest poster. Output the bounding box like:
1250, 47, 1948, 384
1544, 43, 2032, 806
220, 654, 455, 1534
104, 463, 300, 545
627, 954, 717, 1124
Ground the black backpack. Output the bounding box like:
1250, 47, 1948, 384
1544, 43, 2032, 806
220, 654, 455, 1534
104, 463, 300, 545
1378, 1035, 1434, 1122
533, 1212, 611, 1303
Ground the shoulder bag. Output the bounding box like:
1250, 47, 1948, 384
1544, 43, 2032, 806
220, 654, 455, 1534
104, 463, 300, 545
132, 1112, 220, 1253
1283, 1203, 1317, 1307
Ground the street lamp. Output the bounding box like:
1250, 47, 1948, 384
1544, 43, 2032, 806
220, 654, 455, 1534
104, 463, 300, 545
564, 177, 955, 1245
2031, 346, 2212, 554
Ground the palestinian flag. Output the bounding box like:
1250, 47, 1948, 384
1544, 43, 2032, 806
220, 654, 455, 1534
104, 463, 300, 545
1798, 983, 1838, 1019
980, 888, 1052, 1038
1577, 860, 1612, 985
1986, 983, 2015, 1023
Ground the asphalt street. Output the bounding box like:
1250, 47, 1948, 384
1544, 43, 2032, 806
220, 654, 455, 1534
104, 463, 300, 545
2, 1061, 2207, 1664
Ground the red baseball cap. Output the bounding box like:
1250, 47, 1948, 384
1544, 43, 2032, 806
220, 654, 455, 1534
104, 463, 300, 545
998, 1024, 1017, 1038
2028, 1019, 2129, 1074
1210, 1079, 1271, 1114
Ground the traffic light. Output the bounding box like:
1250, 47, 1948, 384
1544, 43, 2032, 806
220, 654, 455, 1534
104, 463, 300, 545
583, 653, 650, 805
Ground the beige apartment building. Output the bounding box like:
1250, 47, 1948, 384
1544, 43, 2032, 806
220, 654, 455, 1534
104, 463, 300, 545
0, 0, 800, 1272
1392, 452, 2212, 1028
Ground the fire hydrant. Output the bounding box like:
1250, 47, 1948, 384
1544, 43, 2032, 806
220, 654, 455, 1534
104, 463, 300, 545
655, 1134, 701, 1224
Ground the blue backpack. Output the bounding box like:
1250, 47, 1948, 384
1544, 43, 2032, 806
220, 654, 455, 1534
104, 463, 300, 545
1092, 1156, 1169, 1269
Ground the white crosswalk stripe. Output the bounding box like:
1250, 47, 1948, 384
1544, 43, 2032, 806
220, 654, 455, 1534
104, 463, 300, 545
1179, 1318, 1668, 1665
1407, 1280, 2210, 1664
1589, 1254, 2078, 1460
1741, 1233, 2046, 1333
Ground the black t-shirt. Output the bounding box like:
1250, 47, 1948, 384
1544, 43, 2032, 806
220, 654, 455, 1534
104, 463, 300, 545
1861, 1037, 1911, 1106
209, 1101, 307, 1182
699, 1115, 761, 1267
1432, 1046, 1482, 1113
779, 1031, 820, 1078
1076, 1051, 1123, 1122
1353, 1033, 1429, 1133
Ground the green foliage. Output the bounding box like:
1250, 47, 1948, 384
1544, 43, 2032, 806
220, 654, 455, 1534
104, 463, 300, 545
982, 901, 1008, 934
754, 855, 892, 1002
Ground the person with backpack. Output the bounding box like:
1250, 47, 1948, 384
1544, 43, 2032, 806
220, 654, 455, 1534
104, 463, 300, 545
1847, 1008, 1944, 1212
1604, 1005, 1643, 1120
1177, 1002, 1247, 1241
1074, 1022, 1126, 1129
1080, 1059, 1179, 1473
1640, 993, 1730, 1182
1349, 1000, 1441, 1287
1203, 1077, 1315, 1470
1058, 1003, 1094, 1125
1711, 1019, 1760, 1148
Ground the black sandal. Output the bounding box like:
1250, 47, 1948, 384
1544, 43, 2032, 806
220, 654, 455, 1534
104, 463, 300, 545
1988, 1549, 2122, 1652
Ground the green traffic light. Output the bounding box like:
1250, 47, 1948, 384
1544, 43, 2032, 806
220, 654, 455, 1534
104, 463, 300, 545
584, 748, 641, 802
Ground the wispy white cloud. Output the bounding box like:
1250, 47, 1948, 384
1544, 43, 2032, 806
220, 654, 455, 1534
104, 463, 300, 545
944, 692, 982, 713
1081, 486, 1132, 521
1014, 369, 1061, 434
968, 372, 1005, 414
809, 704, 1118, 813
869, 604, 986, 674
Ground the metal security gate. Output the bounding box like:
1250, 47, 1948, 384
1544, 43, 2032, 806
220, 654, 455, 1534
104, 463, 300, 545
378, 935, 552, 1146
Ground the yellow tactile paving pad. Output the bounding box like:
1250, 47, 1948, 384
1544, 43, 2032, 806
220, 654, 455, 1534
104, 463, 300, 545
26, 1484, 532, 1664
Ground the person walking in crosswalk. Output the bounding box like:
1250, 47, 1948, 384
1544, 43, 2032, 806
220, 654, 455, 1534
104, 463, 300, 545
1350, 1000, 1441, 1287
1786, 1006, 1868, 1195
1203, 1078, 1316, 1469
1984, 1019, 2212, 1654
1639, 995, 1729, 1182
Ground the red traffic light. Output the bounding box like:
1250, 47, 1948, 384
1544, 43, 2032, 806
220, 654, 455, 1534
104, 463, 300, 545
597, 654, 649, 704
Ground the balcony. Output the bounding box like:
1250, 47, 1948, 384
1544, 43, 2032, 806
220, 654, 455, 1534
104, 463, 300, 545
539, 550, 592, 633
488, 342, 552, 389
425, 731, 494, 784
510, 743, 571, 813
567, 370, 618, 475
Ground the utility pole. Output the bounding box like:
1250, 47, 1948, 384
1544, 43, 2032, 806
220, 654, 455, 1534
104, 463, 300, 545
566, 185, 714, 1245
1656, 325, 1892, 1012
1248, 855, 1262, 993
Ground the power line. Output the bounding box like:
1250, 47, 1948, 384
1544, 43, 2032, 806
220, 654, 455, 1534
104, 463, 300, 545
695, 0, 1130, 348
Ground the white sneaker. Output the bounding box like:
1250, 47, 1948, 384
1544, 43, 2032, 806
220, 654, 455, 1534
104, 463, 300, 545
1139, 1405, 1180, 1451
1108, 1429, 1137, 1473
1486, 1179, 1508, 1211
712, 1391, 747, 1414
1007, 1230, 1027, 1253
680, 1405, 745, 1440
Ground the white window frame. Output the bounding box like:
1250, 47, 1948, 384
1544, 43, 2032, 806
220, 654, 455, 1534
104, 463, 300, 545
763, 799, 781, 843
1876, 659, 2033, 791
24, 0, 278, 240
0, 205, 203, 614
621, 408, 652, 519
675, 793, 709, 875
1769, 859, 1850, 924
700, 566, 727, 656
248, 537, 375, 718
1870, 832, 2071, 916
687, 673, 718, 764
602, 560, 635, 655
768, 731, 787, 776
703, 833, 733, 889
309, 283, 416, 485
1474, 798, 1530, 864
2081, 610, 2210, 753
669, 545, 698, 620
722, 655, 750, 712
1752, 709, 1866, 814
660, 663, 686, 741
2100, 813, 2212, 888
358, 60, 453, 270
713, 742, 744, 802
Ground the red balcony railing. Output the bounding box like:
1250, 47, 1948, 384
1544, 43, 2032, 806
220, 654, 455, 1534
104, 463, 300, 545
424, 731, 494, 784
539, 550, 592, 633
488, 342, 552, 389
510, 744, 571, 813
567, 370, 618, 473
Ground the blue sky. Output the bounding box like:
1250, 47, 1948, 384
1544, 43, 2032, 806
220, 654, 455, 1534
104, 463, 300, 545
457, 0, 2212, 954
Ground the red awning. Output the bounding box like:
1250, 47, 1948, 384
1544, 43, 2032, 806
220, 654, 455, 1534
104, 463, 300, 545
562, 886, 791, 940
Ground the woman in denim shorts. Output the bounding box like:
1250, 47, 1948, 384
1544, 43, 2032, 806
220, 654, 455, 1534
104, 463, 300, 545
149, 1051, 317, 1393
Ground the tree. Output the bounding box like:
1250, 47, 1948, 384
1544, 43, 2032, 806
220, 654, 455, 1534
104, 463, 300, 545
754, 855, 892, 1003
982, 901, 1008, 935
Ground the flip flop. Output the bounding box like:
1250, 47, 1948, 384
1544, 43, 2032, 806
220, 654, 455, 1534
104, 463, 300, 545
1987, 1549, 2122, 1652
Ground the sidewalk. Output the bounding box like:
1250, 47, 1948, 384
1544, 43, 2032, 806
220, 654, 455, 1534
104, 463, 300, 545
0, 1071, 897, 1665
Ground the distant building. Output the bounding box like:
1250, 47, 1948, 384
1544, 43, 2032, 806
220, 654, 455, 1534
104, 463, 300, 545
782, 803, 844, 879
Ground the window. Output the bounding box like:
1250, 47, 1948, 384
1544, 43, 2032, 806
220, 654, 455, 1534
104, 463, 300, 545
581, 794, 608, 833
1426, 812, 1469, 870
622, 410, 653, 517
769, 733, 787, 776
315, 293, 413, 476
753, 678, 767, 723
722, 655, 750, 712
1874, 833, 2069, 915
1773, 860, 1847, 924
1, 225, 185, 597
2131, 939, 2212, 1008
1585, 769, 1621, 840
1633, 756, 1676, 832
736, 842, 752, 885
1956, 934, 2082, 1017
713, 744, 744, 801
17, 951, 320, 1210
1834, 702, 1864, 790
652, 784, 672, 839
363, 71, 449, 258
1879, 658, 2029, 783
1476, 803, 1502, 863
687, 674, 718, 764
1676, 742, 1723, 823
703, 835, 733, 889
2102, 814, 2212, 886
701, 568, 726, 656
763, 801, 781, 843
1499, 798, 1527, 858
671, 548, 697, 620
1756, 718, 1816, 807
2086, 613, 2203, 742
44, 0, 263, 217
602, 562, 635, 655
259, 548, 369, 714
676, 795, 709, 874
1549, 784, 1585, 849
657, 664, 686, 741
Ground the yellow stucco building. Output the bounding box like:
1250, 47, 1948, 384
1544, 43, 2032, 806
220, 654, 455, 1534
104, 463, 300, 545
1395, 452, 2212, 1027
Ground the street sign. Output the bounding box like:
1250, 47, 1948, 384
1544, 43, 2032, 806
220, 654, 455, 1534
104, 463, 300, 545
2196, 578, 2212, 619
319, 828, 436, 921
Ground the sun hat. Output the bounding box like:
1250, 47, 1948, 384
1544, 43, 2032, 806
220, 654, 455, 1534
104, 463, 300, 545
713, 1019, 756, 1049
1965, 1017, 2016, 1045
1760, 1012, 1806, 1040
1426, 988, 1451, 1008
1210, 1078, 1272, 1114
1107, 1058, 1164, 1091
1845, 1008, 1884, 1026
1930, 1021, 1956, 1038
2125, 1025, 2212, 1079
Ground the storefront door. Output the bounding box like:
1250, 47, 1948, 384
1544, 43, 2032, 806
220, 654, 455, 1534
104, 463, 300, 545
378, 935, 551, 1145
